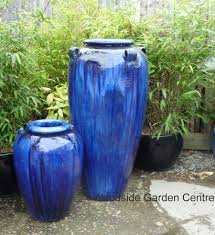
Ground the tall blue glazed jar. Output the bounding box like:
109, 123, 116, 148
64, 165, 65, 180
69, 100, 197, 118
13, 120, 83, 222
68, 39, 148, 200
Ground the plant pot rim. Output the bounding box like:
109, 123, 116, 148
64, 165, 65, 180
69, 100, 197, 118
142, 133, 182, 138
0, 152, 13, 159
25, 119, 72, 135
84, 39, 134, 47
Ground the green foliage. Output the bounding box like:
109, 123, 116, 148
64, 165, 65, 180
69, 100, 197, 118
44, 0, 214, 137
32, 0, 136, 85
0, 0, 12, 10
0, 0, 214, 147
46, 84, 69, 120
134, 0, 215, 137
0, 20, 47, 147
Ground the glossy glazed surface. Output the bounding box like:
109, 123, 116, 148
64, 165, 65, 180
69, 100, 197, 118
84, 39, 134, 47
69, 40, 148, 200
13, 120, 83, 221
26, 119, 71, 135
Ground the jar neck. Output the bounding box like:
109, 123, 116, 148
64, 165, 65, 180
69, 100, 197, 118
25, 120, 72, 136
84, 39, 134, 48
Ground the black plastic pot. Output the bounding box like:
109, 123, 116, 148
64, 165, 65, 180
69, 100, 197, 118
0, 152, 18, 194
135, 134, 183, 171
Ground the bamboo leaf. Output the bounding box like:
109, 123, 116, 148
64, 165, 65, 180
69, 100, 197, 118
47, 93, 54, 105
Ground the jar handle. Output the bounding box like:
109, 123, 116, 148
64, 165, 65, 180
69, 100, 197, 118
124, 49, 137, 62
18, 127, 24, 134
69, 47, 81, 60
141, 47, 146, 54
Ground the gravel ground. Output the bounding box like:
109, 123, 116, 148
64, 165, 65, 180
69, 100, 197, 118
142, 151, 215, 183
0, 151, 214, 235
171, 151, 215, 173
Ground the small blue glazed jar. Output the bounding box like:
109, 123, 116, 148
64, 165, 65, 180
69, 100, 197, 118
13, 119, 83, 222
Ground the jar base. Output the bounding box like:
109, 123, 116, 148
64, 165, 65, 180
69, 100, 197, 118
31, 211, 69, 222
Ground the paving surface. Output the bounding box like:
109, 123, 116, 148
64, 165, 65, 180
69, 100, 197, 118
0, 151, 214, 235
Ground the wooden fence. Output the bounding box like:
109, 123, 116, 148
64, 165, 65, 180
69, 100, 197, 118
1, 0, 214, 150
1, 0, 52, 20
1, 0, 174, 20
183, 88, 214, 151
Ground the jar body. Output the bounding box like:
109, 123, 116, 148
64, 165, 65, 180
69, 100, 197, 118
13, 120, 83, 221
68, 39, 148, 200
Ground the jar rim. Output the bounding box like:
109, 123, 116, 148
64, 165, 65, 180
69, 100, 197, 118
84, 39, 134, 47
26, 119, 72, 135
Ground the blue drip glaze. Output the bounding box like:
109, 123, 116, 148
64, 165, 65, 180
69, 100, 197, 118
69, 40, 148, 200
13, 119, 83, 221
